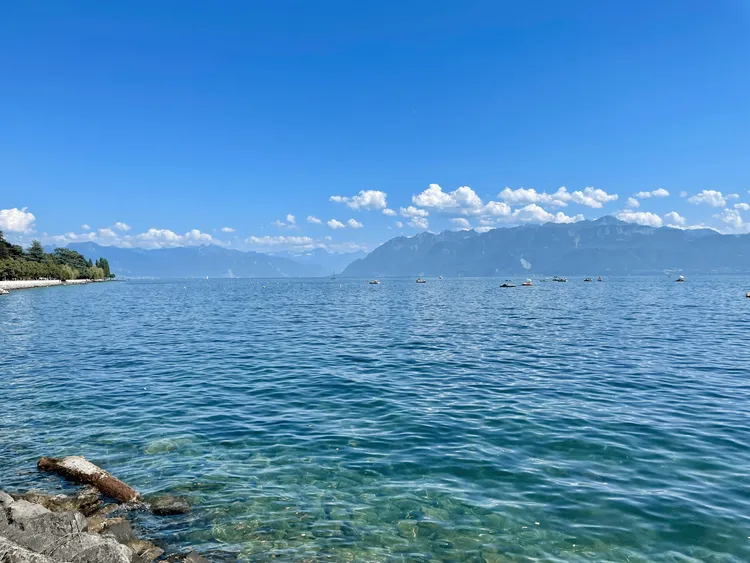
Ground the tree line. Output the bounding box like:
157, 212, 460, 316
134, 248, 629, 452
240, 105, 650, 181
0, 231, 114, 281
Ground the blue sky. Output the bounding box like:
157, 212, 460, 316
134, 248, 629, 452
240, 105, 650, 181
2, 0, 750, 252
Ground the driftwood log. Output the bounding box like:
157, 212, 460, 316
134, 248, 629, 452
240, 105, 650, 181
37, 456, 140, 503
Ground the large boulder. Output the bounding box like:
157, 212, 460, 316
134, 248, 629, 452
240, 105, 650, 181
6, 500, 51, 527
2, 511, 87, 553
46, 532, 133, 563
0, 537, 59, 563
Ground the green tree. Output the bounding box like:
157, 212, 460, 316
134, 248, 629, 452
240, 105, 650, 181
27, 240, 46, 262
97, 257, 111, 278
57, 265, 75, 281
88, 266, 105, 280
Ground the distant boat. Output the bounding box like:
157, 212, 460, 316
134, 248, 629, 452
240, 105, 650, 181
598, 276, 603, 282
675, 275, 685, 282
439, 275, 443, 279
746, 292, 750, 298
584, 277, 593, 282
552, 276, 568, 283
521, 279, 533, 286
416, 277, 427, 284
499, 281, 516, 288
369, 280, 380, 285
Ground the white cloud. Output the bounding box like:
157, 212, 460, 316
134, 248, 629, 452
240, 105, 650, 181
273, 215, 298, 229
134, 228, 214, 248
81, 224, 91, 231
688, 190, 728, 207
114, 221, 131, 232
395, 221, 404, 228
246, 235, 315, 246
483, 201, 512, 217
97, 228, 117, 238
716, 208, 750, 234
221, 226, 235, 233
408, 217, 429, 230
475, 226, 494, 233
327, 219, 346, 229
324, 235, 332, 241
734, 203, 750, 211
567, 187, 619, 208
510, 204, 584, 224
727, 193, 740, 200
664, 211, 686, 227
330, 190, 388, 210
400, 206, 429, 218
450, 217, 471, 229
635, 189, 669, 199
498, 186, 618, 209
413, 184, 484, 213
626, 197, 640, 208
615, 210, 663, 227
0, 207, 36, 233
347, 218, 363, 229
382, 208, 397, 216
307, 215, 322, 224
498, 186, 570, 207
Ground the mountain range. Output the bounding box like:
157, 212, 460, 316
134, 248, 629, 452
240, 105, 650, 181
63, 217, 750, 278
342, 216, 750, 277
66, 243, 363, 278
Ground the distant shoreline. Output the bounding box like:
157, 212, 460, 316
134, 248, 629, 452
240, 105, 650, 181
0, 279, 95, 292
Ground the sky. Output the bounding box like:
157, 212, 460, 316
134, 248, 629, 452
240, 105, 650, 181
2, 0, 750, 253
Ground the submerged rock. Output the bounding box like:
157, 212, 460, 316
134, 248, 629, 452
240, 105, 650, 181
148, 495, 190, 516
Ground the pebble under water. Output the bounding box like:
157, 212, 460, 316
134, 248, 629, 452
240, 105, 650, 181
1, 277, 749, 562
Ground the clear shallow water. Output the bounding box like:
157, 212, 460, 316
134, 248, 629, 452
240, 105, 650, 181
1, 277, 750, 562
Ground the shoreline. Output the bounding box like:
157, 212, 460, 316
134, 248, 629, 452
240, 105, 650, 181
0, 279, 94, 292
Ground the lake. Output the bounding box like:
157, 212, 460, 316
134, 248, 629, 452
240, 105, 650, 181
1, 277, 749, 562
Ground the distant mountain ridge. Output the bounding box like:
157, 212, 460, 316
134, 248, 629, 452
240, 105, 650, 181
342, 216, 750, 276
66, 243, 340, 278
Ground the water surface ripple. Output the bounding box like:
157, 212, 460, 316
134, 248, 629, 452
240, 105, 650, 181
1, 277, 749, 562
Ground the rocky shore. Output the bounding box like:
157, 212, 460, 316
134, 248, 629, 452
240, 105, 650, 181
1, 457, 219, 563
0, 280, 92, 292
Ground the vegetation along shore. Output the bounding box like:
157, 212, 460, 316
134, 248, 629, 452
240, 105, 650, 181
0, 230, 114, 284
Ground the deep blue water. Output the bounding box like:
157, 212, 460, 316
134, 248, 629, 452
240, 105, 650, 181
1, 277, 749, 562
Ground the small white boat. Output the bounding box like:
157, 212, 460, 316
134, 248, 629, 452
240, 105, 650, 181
499, 282, 516, 288
369, 280, 380, 285
675, 275, 685, 282
597, 276, 603, 282
584, 277, 593, 282
521, 279, 533, 287
416, 277, 427, 284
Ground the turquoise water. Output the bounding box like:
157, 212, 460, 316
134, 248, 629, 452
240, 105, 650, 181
1, 277, 749, 562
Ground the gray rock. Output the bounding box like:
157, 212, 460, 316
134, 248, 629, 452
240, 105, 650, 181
148, 496, 190, 516
0, 490, 14, 507
0, 537, 59, 563
2, 511, 87, 553
46, 532, 133, 563
99, 519, 164, 562
7, 500, 51, 526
